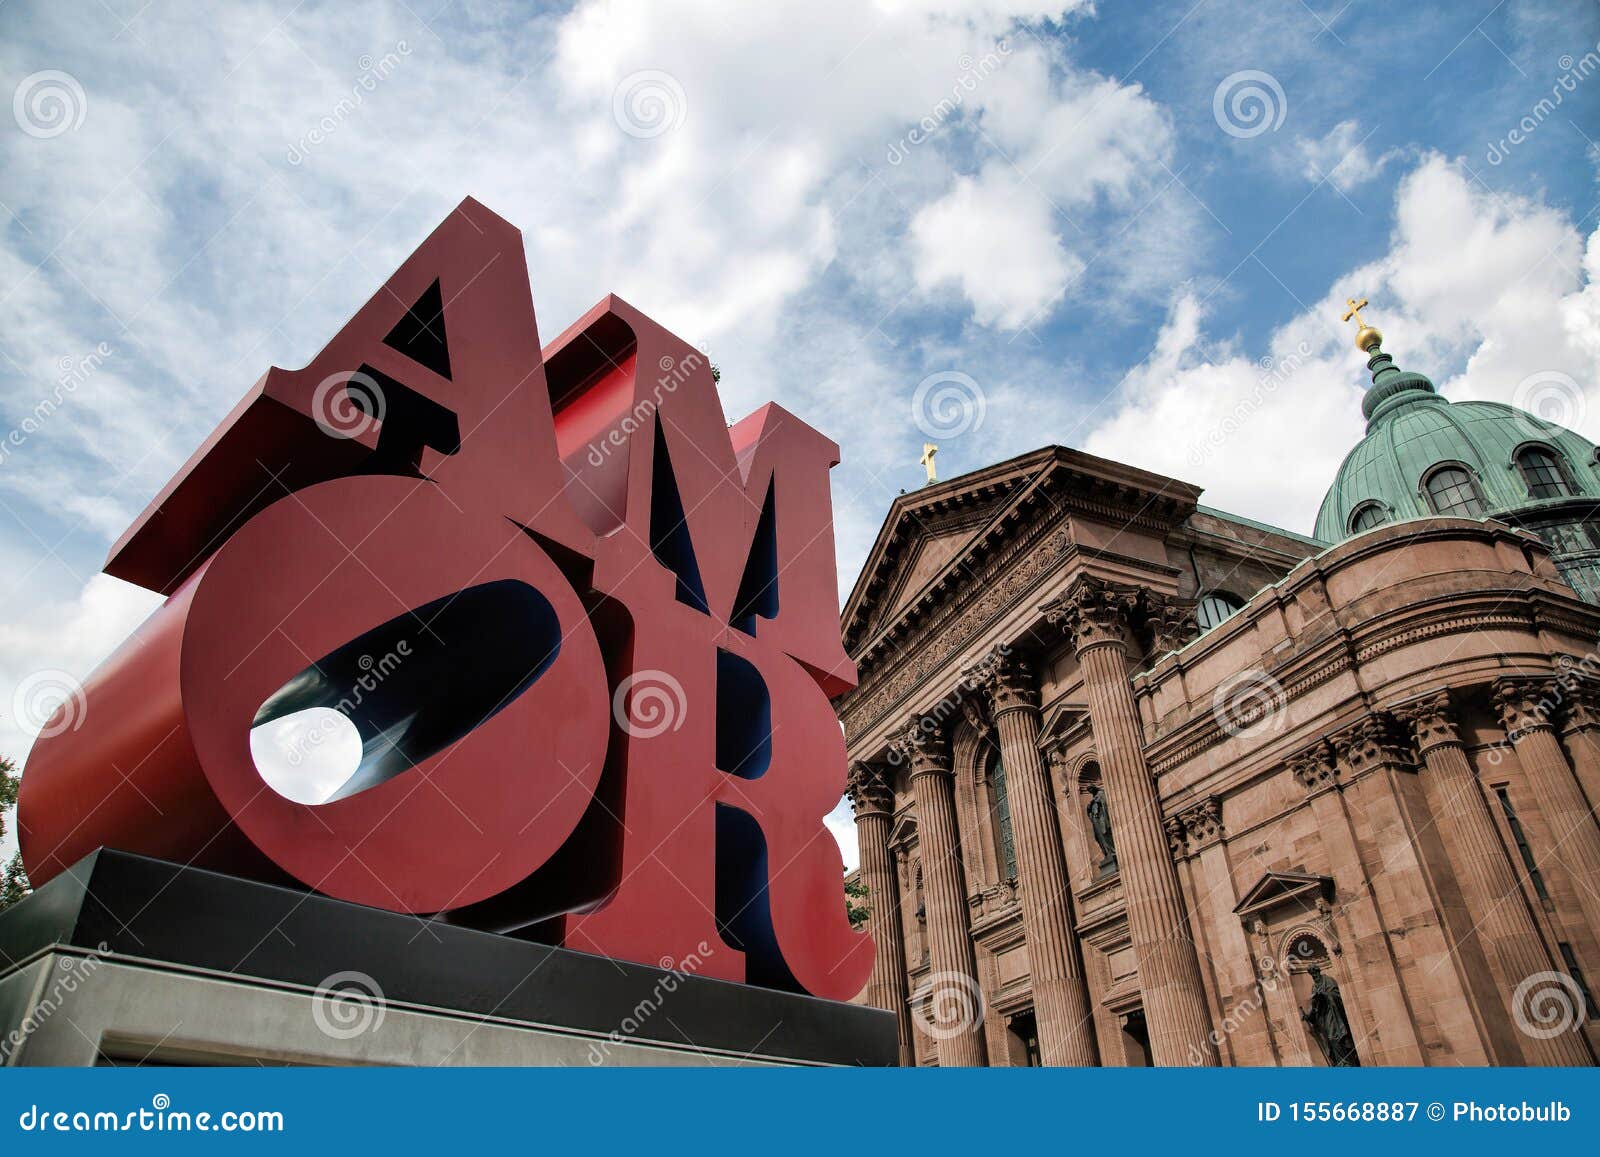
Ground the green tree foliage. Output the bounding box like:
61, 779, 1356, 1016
845, 877, 869, 929
0, 756, 29, 911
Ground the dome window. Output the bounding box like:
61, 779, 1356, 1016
1195, 591, 1244, 631
1423, 465, 1486, 518
1515, 446, 1573, 500
1347, 502, 1388, 534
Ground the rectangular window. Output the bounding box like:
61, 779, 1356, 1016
1497, 787, 1550, 902
990, 755, 1017, 882
1558, 943, 1598, 1021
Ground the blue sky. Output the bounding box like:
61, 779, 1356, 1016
2, 1, 1598, 865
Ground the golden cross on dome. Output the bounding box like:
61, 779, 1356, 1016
1341, 296, 1383, 352
919, 442, 938, 484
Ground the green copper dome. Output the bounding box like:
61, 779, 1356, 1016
1313, 342, 1600, 543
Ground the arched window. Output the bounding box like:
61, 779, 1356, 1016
987, 748, 1017, 882
1347, 501, 1388, 534
1423, 464, 1485, 518
1195, 591, 1244, 631
1516, 445, 1573, 499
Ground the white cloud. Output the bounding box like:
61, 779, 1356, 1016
1295, 119, 1401, 192
1086, 155, 1600, 537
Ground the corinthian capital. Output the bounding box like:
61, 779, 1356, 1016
1176, 796, 1224, 848
1041, 574, 1138, 655
1493, 677, 1560, 739
1556, 673, 1600, 733
891, 714, 953, 778
1288, 742, 1338, 793
1331, 714, 1414, 775
1391, 690, 1461, 756
962, 646, 1038, 716
847, 761, 895, 817
1141, 590, 1202, 658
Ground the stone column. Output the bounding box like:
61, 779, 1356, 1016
1494, 678, 1600, 942
893, 716, 987, 1067
1041, 575, 1217, 1066
1554, 675, 1600, 816
847, 760, 913, 1066
1288, 743, 1424, 1065
965, 649, 1099, 1066
1394, 693, 1591, 1066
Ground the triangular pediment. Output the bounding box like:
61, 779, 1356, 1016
888, 809, 918, 849
1233, 871, 1333, 919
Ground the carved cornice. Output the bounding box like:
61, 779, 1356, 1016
1040, 574, 1139, 655
1331, 714, 1415, 775
1288, 742, 1338, 794
891, 715, 953, 778
839, 518, 1077, 743
1390, 690, 1461, 756
847, 760, 895, 818
963, 646, 1038, 716
1493, 676, 1561, 740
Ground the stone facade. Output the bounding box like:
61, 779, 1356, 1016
838, 445, 1600, 1066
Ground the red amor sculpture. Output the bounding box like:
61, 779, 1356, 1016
18, 198, 872, 1001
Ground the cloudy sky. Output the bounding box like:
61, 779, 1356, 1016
2, 0, 1598, 868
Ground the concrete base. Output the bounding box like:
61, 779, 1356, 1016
0, 850, 896, 1068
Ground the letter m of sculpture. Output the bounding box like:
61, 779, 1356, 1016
18, 197, 872, 1001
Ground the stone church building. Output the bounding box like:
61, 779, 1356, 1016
838, 319, 1600, 1067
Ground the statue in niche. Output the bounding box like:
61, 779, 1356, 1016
1085, 784, 1117, 877
1301, 966, 1359, 1067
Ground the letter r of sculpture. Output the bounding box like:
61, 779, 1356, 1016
18, 197, 873, 1001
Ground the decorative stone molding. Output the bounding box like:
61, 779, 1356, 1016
962, 646, 1038, 716
1553, 667, 1600, 734
1040, 573, 1139, 654
1331, 714, 1415, 776
1492, 677, 1561, 740
958, 691, 993, 738
892, 715, 953, 778
1163, 814, 1187, 857
1390, 690, 1461, 756
1288, 742, 1338, 794
1175, 796, 1224, 850
840, 522, 1076, 742
1141, 590, 1202, 659
846, 761, 895, 817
